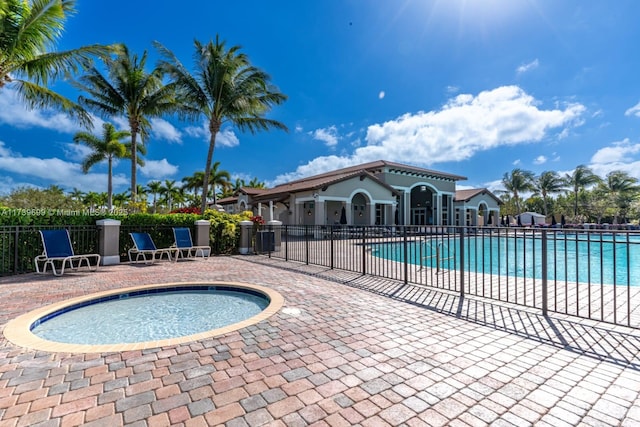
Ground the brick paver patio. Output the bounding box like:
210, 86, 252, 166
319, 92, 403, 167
1, 256, 640, 426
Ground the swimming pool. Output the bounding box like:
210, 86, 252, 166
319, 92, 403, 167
371, 232, 640, 286
4, 282, 284, 353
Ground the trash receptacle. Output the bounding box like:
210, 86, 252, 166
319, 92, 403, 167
256, 230, 275, 253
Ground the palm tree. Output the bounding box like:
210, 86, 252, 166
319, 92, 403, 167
231, 178, 246, 193
248, 177, 266, 188
502, 168, 535, 215
160, 179, 179, 211
182, 171, 204, 197
208, 162, 231, 205
532, 171, 566, 217
73, 122, 130, 210
155, 36, 288, 214
565, 165, 601, 219
75, 45, 178, 201
602, 171, 639, 224
146, 180, 162, 213
112, 192, 128, 208
0, 0, 112, 126
68, 188, 85, 202
82, 191, 100, 209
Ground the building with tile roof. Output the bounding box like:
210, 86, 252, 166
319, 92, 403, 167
217, 160, 501, 226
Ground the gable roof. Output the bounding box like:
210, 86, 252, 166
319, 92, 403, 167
454, 188, 502, 205
251, 168, 398, 202
250, 160, 467, 203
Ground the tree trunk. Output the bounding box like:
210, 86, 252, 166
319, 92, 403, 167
107, 156, 113, 211
129, 117, 139, 203
200, 119, 220, 214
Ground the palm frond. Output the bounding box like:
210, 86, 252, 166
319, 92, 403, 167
13, 79, 92, 127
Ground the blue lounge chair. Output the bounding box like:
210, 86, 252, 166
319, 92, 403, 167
128, 232, 179, 264
35, 229, 101, 276
172, 227, 211, 259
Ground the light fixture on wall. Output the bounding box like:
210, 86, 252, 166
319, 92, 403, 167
359, 212, 363, 217
307, 210, 312, 216
334, 210, 338, 216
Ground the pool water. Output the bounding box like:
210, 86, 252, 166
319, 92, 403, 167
372, 233, 640, 286
31, 287, 269, 345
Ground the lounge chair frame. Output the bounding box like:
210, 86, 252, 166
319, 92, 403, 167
34, 229, 101, 276
172, 227, 211, 259
128, 232, 179, 264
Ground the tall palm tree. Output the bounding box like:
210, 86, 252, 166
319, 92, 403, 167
602, 171, 639, 224
208, 161, 231, 205
0, 0, 112, 126
146, 180, 162, 213
565, 165, 601, 218
155, 36, 288, 214
73, 122, 130, 210
502, 168, 535, 215
75, 45, 178, 201
532, 171, 566, 217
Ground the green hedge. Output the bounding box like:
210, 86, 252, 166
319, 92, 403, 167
0, 208, 249, 254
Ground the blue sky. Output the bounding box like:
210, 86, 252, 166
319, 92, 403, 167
2, 0, 640, 196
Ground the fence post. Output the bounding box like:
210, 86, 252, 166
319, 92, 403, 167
305, 225, 310, 265
403, 226, 408, 285
330, 226, 334, 270
285, 225, 289, 261
13, 226, 19, 274
362, 227, 366, 275
96, 219, 121, 265
459, 227, 465, 297
541, 230, 548, 316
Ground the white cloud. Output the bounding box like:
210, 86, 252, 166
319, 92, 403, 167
139, 159, 179, 178
516, 59, 539, 75
150, 118, 182, 143
310, 126, 339, 147
364, 86, 584, 165
217, 128, 240, 147
184, 123, 239, 147
0, 142, 128, 193
533, 155, 547, 165
378, 91, 385, 100
512, 159, 521, 166
446, 86, 460, 94
62, 143, 94, 162
272, 86, 585, 184
588, 139, 640, 180
625, 101, 640, 118
0, 87, 108, 134
591, 138, 640, 164
295, 124, 304, 133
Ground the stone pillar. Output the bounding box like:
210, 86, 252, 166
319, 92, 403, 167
96, 219, 120, 265
239, 220, 253, 255
267, 220, 282, 251
194, 220, 211, 255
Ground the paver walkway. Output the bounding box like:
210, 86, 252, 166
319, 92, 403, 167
1, 256, 640, 426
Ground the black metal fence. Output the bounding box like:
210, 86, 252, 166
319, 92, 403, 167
262, 224, 640, 328
0, 225, 99, 276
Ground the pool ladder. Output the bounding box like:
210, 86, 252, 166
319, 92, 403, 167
420, 241, 454, 273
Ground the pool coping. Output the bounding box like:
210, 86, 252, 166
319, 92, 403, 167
3, 281, 284, 353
